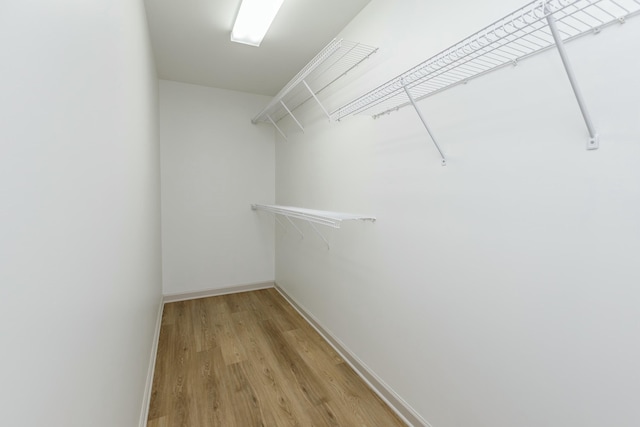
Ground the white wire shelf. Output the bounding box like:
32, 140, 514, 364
251, 204, 376, 228
252, 38, 378, 139
331, 0, 640, 161
333, 0, 639, 120
252, 204, 376, 249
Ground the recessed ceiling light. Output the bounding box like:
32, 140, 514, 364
231, 0, 284, 47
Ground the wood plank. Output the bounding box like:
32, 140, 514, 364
259, 318, 331, 407
147, 290, 406, 426
211, 310, 248, 366
233, 310, 315, 426
146, 416, 169, 427
189, 297, 215, 352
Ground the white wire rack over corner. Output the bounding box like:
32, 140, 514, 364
252, 39, 378, 139
331, 0, 640, 162
251, 204, 376, 249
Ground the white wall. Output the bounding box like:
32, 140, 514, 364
275, 1, 640, 426
0, 2, 161, 427
159, 80, 275, 295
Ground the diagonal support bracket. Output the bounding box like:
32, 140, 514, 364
546, 8, 599, 150
266, 114, 287, 140
285, 216, 304, 239
280, 100, 305, 133
307, 221, 330, 250
274, 215, 287, 231
402, 84, 447, 166
281, 216, 330, 249
302, 80, 331, 121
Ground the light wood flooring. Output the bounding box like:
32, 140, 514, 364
147, 288, 406, 426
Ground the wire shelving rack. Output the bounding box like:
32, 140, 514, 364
251, 204, 376, 249
252, 39, 378, 139
331, 0, 640, 164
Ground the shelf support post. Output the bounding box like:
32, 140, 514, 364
307, 221, 330, 250
274, 215, 287, 230
285, 216, 304, 239
402, 84, 447, 166
266, 114, 287, 140
545, 9, 599, 150
280, 100, 305, 133
302, 80, 331, 121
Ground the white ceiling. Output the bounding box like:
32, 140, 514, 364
145, 0, 371, 96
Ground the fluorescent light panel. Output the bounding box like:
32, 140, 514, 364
231, 0, 284, 47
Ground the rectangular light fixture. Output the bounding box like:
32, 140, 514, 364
231, 0, 284, 47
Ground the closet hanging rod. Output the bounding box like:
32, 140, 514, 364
332, 0, 640, 121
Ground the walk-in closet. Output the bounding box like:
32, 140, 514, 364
2, 1, 639, 426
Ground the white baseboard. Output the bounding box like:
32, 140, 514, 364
274, 283, 430, 427
162, 281, 275, 303
139, 295, 164, 427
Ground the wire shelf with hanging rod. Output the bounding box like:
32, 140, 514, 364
251, 204, 376, 249
331, 0, 640, 164
252, 38, 378, 139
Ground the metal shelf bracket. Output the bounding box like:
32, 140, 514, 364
274, 215, 287, 230
402, 83, 447, 166
284, 216, 304, 239
308, 221, 330, 249
280, 100, 305, 133
303, 80, 331, 122
267, 115, 287, 141
251, 204, 376, 250
545, 7, 599, 150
